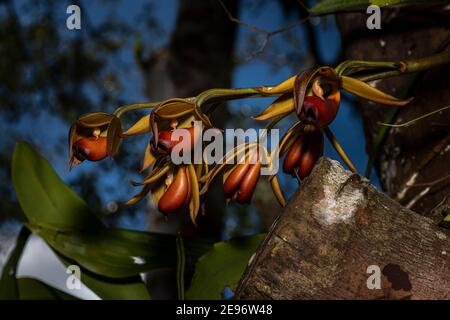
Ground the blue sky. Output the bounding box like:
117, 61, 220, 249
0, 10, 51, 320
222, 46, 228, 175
3, 0, 381, 232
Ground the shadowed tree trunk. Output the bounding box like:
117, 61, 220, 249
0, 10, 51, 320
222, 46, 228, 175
235, 157, 450, 299
137, 0, 239, 299
138, 0, 238, 237
336, 5, 450, 220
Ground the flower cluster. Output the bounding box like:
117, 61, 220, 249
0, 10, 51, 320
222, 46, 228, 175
69, 63, 412, 226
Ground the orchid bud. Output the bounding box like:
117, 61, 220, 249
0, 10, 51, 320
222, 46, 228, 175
223, 159, 261, 204
282, 134, 306, 175
158, 167, 190, 215
223, 162, 251, 197
236, 162, 261, 204
297, 129, 324, 179
152, 127, 196, 156
283, 125, 324, 180
68, 112, 122, 169
73, 137, 108, 162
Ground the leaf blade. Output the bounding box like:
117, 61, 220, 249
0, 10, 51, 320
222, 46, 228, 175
341, 76, 412, 106
253, 94, 294, 121
186, 234, 265, 300
12, 141, 103, 230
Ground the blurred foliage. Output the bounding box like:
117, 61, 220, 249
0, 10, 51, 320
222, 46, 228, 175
310, 0, 448, 15
1, 141, 260, 299
186, 233, 264, 300
0, 0, 156, 223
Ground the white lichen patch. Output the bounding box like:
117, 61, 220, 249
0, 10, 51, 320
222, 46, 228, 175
435, 231, 447, 241
312, 159, 365, 226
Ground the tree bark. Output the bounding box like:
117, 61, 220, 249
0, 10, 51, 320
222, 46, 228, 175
235, 157, 450, 299
335, 5, 450, 219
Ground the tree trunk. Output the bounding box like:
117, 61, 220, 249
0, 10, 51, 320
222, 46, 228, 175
138, 0, 238, 237
235, 157, 450, 299
335, 5, 450, 219
137, 0, 239, 299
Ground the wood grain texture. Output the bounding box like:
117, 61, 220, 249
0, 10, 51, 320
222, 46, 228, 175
235, 157, 450, 299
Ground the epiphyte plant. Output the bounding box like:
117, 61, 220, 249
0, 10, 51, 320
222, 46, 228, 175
68, 52, 450, 226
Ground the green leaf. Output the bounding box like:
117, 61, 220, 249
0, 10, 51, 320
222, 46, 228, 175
0, 227, 30, 299
341, 76, 412, 106
370, 0, 442, 7
28, 223, 175, 278
17, 278, 78, 300
80, 273, 150, 300
310, 0, 368, 14
12, 141, 103, 230
253, 94, 294, 121
310, 0, 445, 15
56, 254, 151, 300
28, 223, 213, 279
12, 142, 213, 279
186, 234, 265, 300
10, 142, 213, 298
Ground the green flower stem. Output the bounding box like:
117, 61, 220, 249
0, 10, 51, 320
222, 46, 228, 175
356, 51, 450, 82
195, 88, 279, 108
176, 233, 185, 301
113, 88, 280, 118
335, 60, 400, 76
114, 101, 165, 118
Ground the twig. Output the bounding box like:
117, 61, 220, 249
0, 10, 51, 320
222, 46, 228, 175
395, 134, 450, 204
408, 174, 450, 188
218, 0, 310, 60
405, 187, 431, 209
378, 105, 450, 128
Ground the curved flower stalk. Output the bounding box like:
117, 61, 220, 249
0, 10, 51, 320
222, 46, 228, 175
67, 52, 450, 227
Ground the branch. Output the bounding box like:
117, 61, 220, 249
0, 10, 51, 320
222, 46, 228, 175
218, 0, 310, 60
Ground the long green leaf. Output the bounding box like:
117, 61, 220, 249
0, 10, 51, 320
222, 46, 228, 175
28, 223, 213, 279
17, 278, 78, 300
56, 254, 151, 300
12, 142, 213, 277
310, 0, 445, 15
12, 141, 103, 230
186, 234, 265, 300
